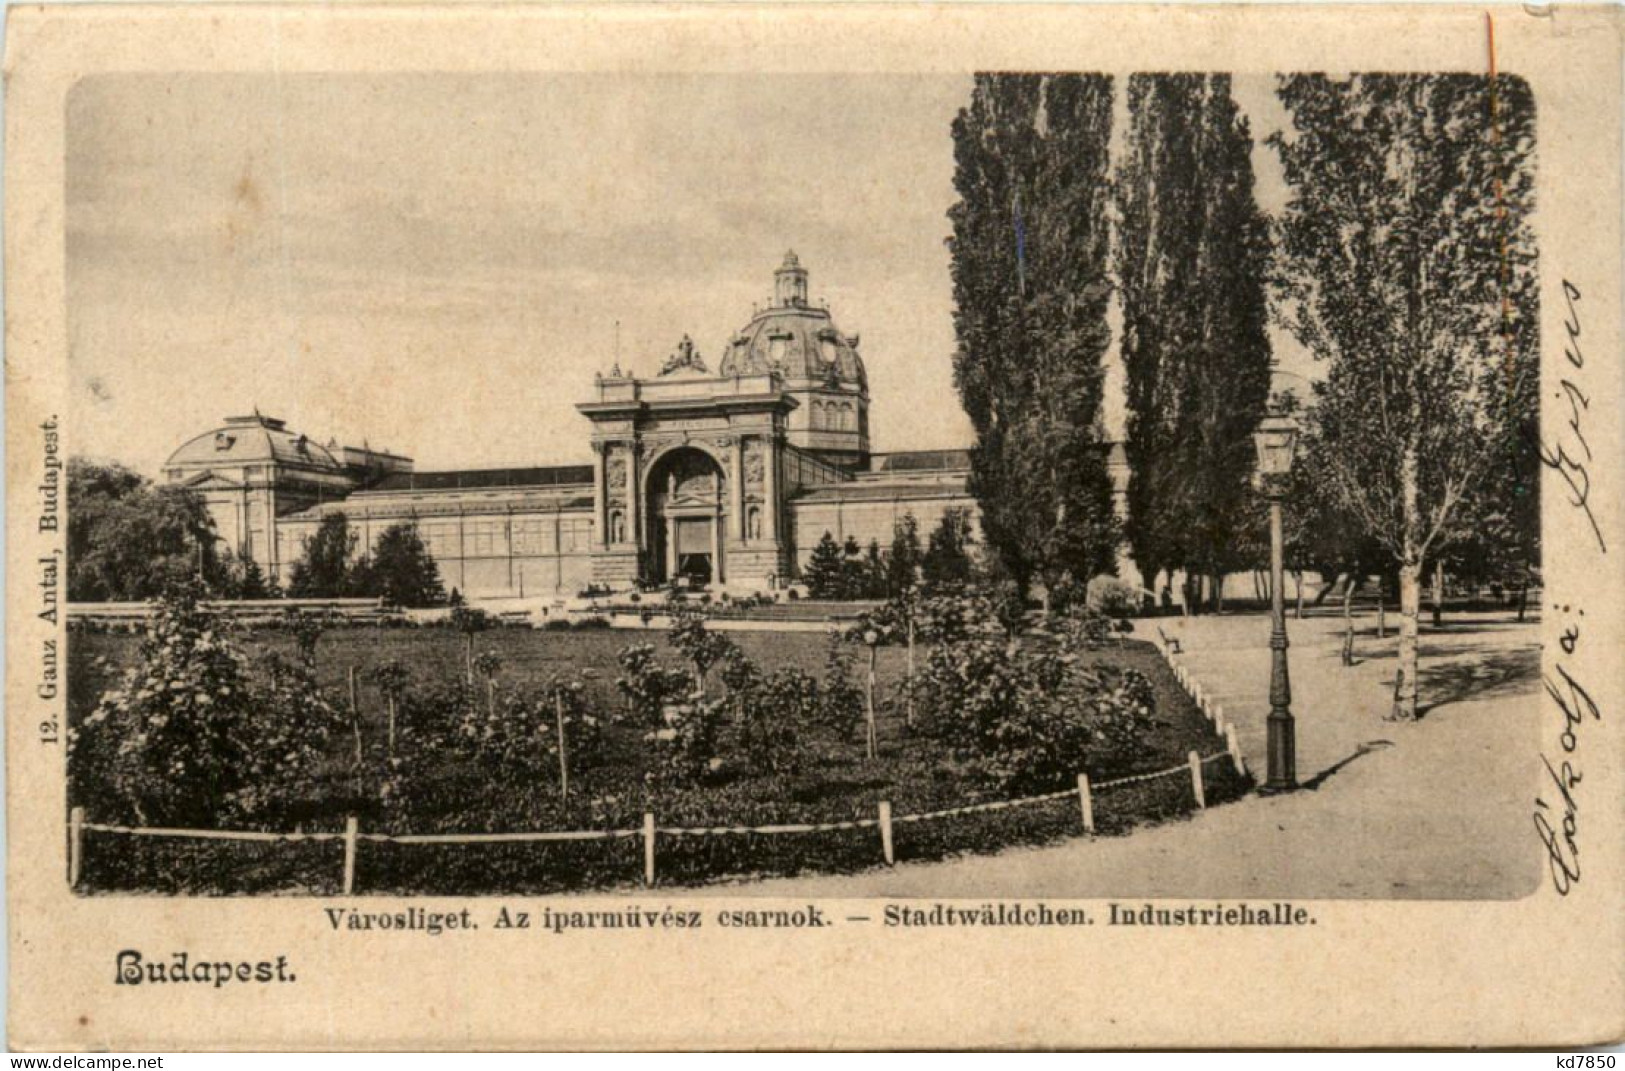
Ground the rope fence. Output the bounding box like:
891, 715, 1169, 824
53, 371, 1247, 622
1156, 629, 1252, 779
68, 747, 1237, 893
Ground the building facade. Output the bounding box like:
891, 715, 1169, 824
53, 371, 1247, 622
166, 254, 1128, 601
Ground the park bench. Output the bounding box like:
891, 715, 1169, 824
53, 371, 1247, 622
1156, 625, 1182, 654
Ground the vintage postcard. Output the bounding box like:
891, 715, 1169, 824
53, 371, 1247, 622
5, 1, 1622, 1051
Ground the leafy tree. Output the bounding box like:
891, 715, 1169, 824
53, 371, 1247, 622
1117, 74, 1273, 600
922, 508, 976, 585
286, 513, 356, 598
861, 539, 887, 598
948, 73, 1119, 594
343, 553, 377, 599
366, 523, 446, 607
230, 551, 279, 600
803, 531, 847, 598
67, 458, 224, 600
1271, 73, 1538, 719
1271, 409, 1389, 664
886, 514, 923, 596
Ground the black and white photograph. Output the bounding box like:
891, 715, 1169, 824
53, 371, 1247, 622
8, 2, 1623, 1053
56, 67, 1546, 900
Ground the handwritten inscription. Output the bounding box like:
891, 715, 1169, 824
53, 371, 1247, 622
1538, 281, 1605, 552
1534, 620, 1599, 895
1532, 280, 1607, 897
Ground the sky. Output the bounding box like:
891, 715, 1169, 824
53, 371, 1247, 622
67, 72, 1305, 476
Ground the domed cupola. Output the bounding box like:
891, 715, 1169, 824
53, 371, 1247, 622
718, 253, 870, 469
718, 252, 868, 391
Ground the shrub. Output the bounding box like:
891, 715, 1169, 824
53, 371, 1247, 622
816, 629, 864, 742
667, 606, 736, 696
1087, 575, 1143, 619
645, 697, 727, 785
1056, 604, 1118, 651
615, 643, 693, 725
910, 629, 1159, 792
530, 675, 608, 793
238, 653, 352, 817
283, 608, 333, 668
381, 670, 610, 820
69, 585, 345, 827
736, 667, 814, 773
572, 615, 612, 630
914, 585, 993, 643
717, 647, 810, 774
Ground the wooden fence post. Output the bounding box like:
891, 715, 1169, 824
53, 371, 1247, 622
1076, 775, 1094, 834
342, 816, 359, 895
878, 801, 895, 865
68, 806, 84, 889
1188, 751, 1206, 809
643, 813, 657, 886
1226, 724, 1245, 774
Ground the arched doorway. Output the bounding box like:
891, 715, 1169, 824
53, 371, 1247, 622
645, 447, 727, 587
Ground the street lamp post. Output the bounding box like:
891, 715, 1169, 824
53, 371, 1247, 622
1254, 411, 1300, 792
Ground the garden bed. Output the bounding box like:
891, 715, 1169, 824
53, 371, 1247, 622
68, 626, 1250, 895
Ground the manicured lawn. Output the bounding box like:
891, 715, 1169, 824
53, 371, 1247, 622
68, 623, 1251, 895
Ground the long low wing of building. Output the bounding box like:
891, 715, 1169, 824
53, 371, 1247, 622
163, 255, 1133, 602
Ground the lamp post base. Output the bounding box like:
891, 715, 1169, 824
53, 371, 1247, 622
1263, 709, 1296, 792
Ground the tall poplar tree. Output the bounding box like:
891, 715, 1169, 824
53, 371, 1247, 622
948, 73, 1118, 596
1271, 73, 1538, 720
1116, 74, 1273, 604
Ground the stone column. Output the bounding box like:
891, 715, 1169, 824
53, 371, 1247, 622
624, 441, 640, 550
711, 509, 723, 584
591, 442, 607, 548
732, 437, 746, 541
665, 516, 678, 580
763, 432, 779, 542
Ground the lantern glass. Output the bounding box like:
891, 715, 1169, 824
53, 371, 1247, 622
1253, 414, 1300, 479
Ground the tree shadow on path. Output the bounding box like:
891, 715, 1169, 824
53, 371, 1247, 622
1412, 646, 1540, 718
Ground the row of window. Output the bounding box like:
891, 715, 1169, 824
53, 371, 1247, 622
810, 398, 859, 432
275, 516, 596, 561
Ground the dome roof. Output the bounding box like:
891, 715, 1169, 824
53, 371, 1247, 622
718, 253, 867, 388
166, 414, 342, 472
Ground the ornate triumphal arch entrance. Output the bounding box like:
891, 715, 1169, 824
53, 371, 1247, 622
645, 446, 726, 585
576, 338, 796, 592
